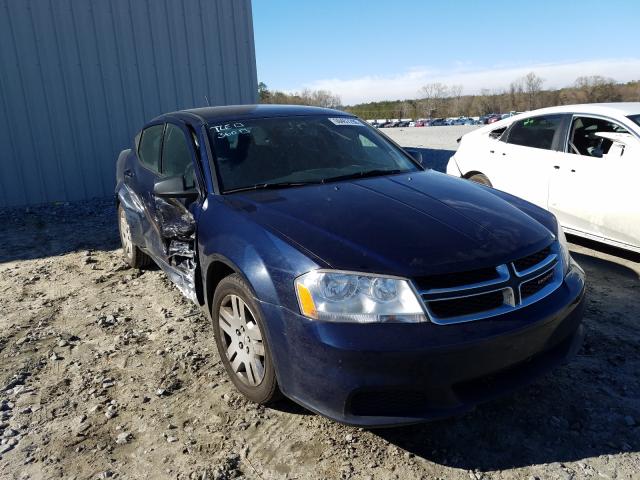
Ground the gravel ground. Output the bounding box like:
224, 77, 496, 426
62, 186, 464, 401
383, 125, 479, 171
0, 131, 639, 479
383, 125, 479, 150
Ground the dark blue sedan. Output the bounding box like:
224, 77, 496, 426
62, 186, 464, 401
115, 105, 585, 427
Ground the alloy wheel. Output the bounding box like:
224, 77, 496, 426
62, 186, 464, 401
119, 208, 133, 259
218, 294, 266, 386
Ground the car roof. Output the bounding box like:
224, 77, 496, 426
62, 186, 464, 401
154, 104, 351, 125
470, 102, 640, 137
524, 102, 640, 118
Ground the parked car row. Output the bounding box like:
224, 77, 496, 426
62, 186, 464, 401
480, 112, 525, 124
367, 116, 481, 128
364, 113, 526, 128
367, 118, 413, 128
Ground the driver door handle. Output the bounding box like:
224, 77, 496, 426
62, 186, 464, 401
553, 165, 560, 170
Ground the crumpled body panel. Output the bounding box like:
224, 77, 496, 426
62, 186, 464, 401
118, 184, 198, 303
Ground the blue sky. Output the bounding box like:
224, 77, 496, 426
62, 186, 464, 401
252, 0, 640, 104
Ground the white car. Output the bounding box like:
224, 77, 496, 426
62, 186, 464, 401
447, 103, 640, 253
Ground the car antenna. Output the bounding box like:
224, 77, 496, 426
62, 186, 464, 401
204, 95, 211, 106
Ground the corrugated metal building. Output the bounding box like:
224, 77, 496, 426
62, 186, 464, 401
0, 0, 258, 207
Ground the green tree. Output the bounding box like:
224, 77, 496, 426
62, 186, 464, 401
258, 82, 270, 102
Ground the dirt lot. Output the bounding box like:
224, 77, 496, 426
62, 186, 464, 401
384, 124, 479, 151
1, 134, 639, 479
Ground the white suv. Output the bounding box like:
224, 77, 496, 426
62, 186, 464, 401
447, 103, 640, 253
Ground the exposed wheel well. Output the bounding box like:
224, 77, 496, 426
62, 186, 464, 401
463, 171, 493, 188
205, 261, 236, 312
463, 170, 485, 179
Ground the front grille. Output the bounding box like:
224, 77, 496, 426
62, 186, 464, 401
427, 290, 505, 319
417, 242, 561, 324
513, 246, 551, 273
520, 269, 555, 299
414, 267, 499, 290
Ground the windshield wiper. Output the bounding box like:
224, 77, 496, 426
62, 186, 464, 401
320, 169, 404, 183
224, 170, 405, 193
224, 181, 317, 194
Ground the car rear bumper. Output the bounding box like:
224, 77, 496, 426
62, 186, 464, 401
259, 262, 585, 427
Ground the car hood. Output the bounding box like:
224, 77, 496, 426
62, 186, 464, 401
222, 171, 555, 278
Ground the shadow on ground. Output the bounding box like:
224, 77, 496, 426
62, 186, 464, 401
0, 197, 119, 263
568, 234, 640, 265
376, 367, 638, 470
572, 251, 640, 282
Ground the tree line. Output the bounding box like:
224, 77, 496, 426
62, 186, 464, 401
258, 74, 640, 119
258, 82, 341, 108
349, 74, 640, 120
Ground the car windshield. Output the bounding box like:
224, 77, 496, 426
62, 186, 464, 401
207, 116, 420, 192
628, 114, 640, 128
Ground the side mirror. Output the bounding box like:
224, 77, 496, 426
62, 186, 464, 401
153, 175, 199, 199
404, 148, 423, 165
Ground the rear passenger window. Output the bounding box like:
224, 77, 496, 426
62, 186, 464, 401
138, 124, 164, 172
507, 115, 563, 150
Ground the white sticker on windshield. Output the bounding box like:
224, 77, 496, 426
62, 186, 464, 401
328, 117, 362, 126
210, 122, 251, 139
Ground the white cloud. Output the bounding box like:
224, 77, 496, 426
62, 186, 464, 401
304, 59, 640, 105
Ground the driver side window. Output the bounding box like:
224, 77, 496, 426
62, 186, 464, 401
567, 116, 630, 158
162, 124, 195, 188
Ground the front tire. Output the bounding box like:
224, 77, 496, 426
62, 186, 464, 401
118, 205, 151, 269
212, 274, 280, 404
467, 173, 492, 187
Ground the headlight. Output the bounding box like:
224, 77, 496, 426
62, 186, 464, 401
555, 217, 570, 275
294, 270, 427, 323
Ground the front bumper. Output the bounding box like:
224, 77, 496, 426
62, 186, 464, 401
260, 263, 585, 427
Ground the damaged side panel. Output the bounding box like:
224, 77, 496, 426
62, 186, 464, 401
153, 197, 198, 303
118, 184, 199, 303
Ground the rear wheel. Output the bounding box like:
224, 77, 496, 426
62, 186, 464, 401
118, 205, 151, 269
467, 173, 492, 187
212, 274, 280, 404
